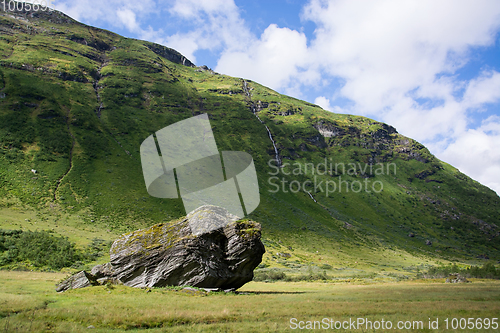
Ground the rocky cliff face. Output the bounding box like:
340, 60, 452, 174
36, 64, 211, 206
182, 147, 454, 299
57, 206, 265, 292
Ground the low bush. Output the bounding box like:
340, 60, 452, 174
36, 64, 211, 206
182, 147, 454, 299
286, 270, 328, 282
253, 269, 286, 282
423, 263, 500, 279
253, 266, 330, 282
0, 230, 109, 270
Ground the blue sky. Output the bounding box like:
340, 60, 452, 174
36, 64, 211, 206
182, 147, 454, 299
53, 0, 500, 195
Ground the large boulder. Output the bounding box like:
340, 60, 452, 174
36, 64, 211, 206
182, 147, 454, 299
57, 206, 265, 292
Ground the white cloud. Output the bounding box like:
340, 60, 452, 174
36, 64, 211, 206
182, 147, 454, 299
169, 0, 236, 19
216, 24, 314, 94
54, 0, 157, 27
314, 96, 333, 112
162, 0, 252, 64
463, 70, 500, 109
303, 0, 500, 113
116, 8, 140, 32
438, 116, 500, 194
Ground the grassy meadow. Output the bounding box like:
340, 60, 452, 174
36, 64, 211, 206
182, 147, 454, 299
0, 270, 499, 332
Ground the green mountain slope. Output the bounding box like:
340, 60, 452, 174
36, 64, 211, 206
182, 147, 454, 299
0, 6, 499, 274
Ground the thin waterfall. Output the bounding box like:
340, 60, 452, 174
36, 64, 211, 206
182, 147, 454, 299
243, 81, 321, 204
305, 190, 317, 203
243, 80, 281, 166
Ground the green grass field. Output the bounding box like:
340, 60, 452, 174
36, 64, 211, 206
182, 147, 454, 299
0, 271, 499, 332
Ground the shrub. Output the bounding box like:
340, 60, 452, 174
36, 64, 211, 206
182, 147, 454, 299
423, 263, 500, 279
84, 238, 112, 261
253, 266, 331, 282
286, 270, 329, 282
0, 229, 88, 270
253, 269, 286, 282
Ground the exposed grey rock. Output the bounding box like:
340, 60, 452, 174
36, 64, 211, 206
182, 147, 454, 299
445, 273, 469, 283
314, 121, 345, 138
187, 206, 239, 236
91, 262, 114, 279
343, 222, 354, 229
56, 271, 98, 292
96, 277, 122, 286
195, 65, 215, 74
109, 205, 265, 289
144, 43, 195, 67
56, 205, 265, 292
180, 287, 207, 296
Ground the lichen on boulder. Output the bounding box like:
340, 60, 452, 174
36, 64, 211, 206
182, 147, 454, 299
56, 205, 265, 292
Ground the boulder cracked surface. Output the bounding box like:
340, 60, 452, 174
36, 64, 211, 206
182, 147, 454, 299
57, 206, 265, 292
